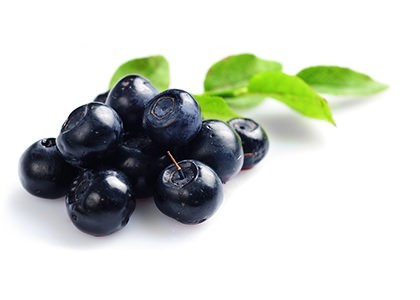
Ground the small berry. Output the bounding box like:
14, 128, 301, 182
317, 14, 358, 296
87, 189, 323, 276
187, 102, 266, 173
106, 75, 158, 132
143, 89, 202, 148
182, 120, 243, 183
229, 118, 269, 169
66, 169, 135, 236
19, 138, 78, 199
154, 159, 223, 224
57, 102, 123, 167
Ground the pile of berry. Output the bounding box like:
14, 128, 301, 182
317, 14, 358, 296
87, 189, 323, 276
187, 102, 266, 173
18, 75, 269, 236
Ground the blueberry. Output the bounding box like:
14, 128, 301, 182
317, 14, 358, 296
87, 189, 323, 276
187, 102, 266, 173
66, 169, 135, 236
106, 133, 171, 198
18, 138, 78, 199
228, 118, 269, 169
182, 120, 243, 183
106, 75, 158, 132
93, 91, 109, 103
56, 102, 123, 167
142, 89, 202, 148
154, 160, 223, 224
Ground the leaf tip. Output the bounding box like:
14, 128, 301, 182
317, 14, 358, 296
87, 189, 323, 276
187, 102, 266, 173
378, 82, 389, 91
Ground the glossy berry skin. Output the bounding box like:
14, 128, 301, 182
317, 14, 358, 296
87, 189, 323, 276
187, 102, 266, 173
228, 118, 269, 169
154, 160, 223, 224
183, 120, 243, 183
19, 138, 78, 199
57, 102, 123, 167
66, 169, 135, 236
106, 75, 158, 132
143, 89, 202, 148
106, 134, 171, 198
93, 91, 109, 103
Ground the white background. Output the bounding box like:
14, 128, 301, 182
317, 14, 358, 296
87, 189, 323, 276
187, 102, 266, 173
0, 0, 419, 299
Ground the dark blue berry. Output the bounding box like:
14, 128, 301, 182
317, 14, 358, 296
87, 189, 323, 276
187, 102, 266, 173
142, 89, 202, 148
18, 138, 78, 199
228, 118, 269, 169
154, 160, 223, 224
66, 169, 135, 236
106, 133, 171, 198
106, 75, 158, 132
56, 102, 123, 167
93, 91, 109, 103
182, 120, 243, 183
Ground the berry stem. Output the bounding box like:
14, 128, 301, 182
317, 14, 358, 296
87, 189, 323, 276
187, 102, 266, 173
166, 151, 185, 179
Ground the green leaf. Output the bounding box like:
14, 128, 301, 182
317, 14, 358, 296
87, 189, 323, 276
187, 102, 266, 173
248, 71, 335, 125
109, 55, 169, 91
194, 95, 241, 121
297, 66, 388, 96
204, 53, 282, 93
225, 95, 266, 109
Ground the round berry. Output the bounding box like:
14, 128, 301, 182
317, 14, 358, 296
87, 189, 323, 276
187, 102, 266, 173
142, 89, 202, 148
18, 138, 78, 199
66, 169, 135, 236
228, 118, 269, 169
182, 120, 243, 183
106, 75, 158, 132
57, 102, 123, 167
154, 160, 223, 224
